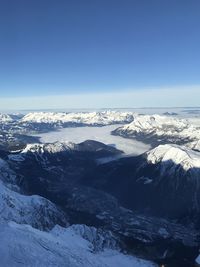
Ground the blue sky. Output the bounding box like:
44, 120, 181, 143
0, 0, 200, 108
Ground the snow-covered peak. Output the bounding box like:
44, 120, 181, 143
8, 142, 78, 162
22, 141, 77, 154
119, 114, 188, 133
21, 111, 134, 125
146, 144, 200, 171
9, 140, 122, 162
0, 113, 13, 123
113, 114, 200, 146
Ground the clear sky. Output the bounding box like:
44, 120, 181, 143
0, 0, 200, 108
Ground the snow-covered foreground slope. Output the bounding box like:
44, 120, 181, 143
146, 144, 200, 171
113, 114, 200, 147
0, 180, 67, 230
21, 111, 134, 125
0, 221, 156, 267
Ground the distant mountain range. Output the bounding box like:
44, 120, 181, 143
0, 111, 200, 266
112, 114, 200, 150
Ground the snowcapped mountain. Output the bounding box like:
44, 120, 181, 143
0, 140, 159, 267
0, 111, 135, 151
0, 113, 13, 123
112, 114, 200, 147
146, 144, 200, 171
114, 114, 188, 133
1, 110, 200, 266
0, 140, 157, 266
21, 141, 77, 154
87, 143, 200, 221
0, 142, 68, 231
0, 221, 156, 267
9, 140, 123, 164
21, 111, 134, 126
21, 140, 121, 154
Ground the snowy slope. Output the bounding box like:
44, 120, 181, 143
8, 142, 81, 162
0, 180, 67, 230
187, 140, 200, 152
115, 114, 188, 133
146, 144, 200, 171
113, 114, 200, 145
21, 111, 134, 125
21, 141, 77, 154
0, 221, 157, 267
0, 113, 13, 123
196, 255, 200, 265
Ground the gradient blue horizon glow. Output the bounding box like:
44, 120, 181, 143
0, 0, 200, 108
0, 86, 199, 110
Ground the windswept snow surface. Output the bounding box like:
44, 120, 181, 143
0, 221, 157, 267
34, 125, 150, 156
146, 144, 200, 171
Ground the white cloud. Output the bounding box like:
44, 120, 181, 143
0, 85, 199, 110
